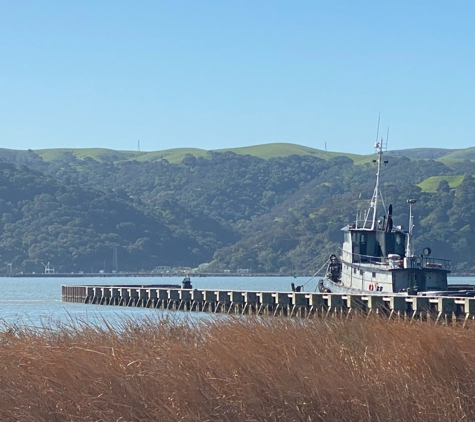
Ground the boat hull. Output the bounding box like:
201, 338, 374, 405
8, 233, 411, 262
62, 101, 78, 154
322, 277, 390, 295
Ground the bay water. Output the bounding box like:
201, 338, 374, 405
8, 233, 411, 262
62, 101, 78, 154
0, 276, 472, 328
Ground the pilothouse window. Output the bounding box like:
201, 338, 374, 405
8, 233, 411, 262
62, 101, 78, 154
394, 233, 405, 256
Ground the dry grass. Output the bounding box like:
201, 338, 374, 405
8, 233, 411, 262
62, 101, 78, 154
0, 315, 473, 421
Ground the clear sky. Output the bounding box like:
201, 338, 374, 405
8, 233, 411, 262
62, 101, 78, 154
1, 1, 474, 155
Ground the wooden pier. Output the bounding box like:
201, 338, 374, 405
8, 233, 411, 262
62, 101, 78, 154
61, 284, 475, 325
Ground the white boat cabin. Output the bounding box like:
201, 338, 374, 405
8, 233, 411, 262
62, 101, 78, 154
339, 225, 449, 293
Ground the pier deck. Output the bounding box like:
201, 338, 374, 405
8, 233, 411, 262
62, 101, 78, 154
62, 284, 475, 325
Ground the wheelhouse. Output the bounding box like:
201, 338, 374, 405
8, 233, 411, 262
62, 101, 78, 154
342, 227, 406, 264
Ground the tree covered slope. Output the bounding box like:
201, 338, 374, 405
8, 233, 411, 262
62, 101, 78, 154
0, 144, 475, 274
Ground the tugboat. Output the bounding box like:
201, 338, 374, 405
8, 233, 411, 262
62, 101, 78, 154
321, 140, 453, 296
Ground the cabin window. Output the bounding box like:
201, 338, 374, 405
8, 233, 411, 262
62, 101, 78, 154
359, 270, 364, 276
394, 233, 405, 256
361, 234, 366, 244
372, 272, 376, 278
353, 268, 356, 274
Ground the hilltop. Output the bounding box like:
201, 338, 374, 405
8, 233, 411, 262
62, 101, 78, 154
6, 143, 475, 163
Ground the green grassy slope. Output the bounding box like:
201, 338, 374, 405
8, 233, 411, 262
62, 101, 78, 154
417, 175, 466, 192
387, 147, 475, 165
23, 143, 475, 165
442, 147, 475, 160
217, 143, 351, 159
32, 143, 366, 164
35, 148, 142, 162
388, 148, 455, 159
134, 148, 213, 163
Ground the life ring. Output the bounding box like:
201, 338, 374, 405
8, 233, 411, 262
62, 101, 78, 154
368, 283, 374, 291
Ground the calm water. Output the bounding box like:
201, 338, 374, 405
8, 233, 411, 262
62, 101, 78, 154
0, 275, 472, 328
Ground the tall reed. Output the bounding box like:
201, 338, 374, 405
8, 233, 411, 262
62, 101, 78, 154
0, 314, 473, 421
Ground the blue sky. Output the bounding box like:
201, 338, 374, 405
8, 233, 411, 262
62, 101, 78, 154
1, 1, 474, 155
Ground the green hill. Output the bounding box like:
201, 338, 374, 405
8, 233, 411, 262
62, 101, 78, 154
388, 148, 455, 160
134, 148, 213, 163
442, 147, 475, 160
29, 143, 372, 165
388, 147, 475, 167
1, 142, 475, 274
0, 144, 470, 166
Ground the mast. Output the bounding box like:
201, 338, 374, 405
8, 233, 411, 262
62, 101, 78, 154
406, 199, 416, 257
363, 140, 384, 230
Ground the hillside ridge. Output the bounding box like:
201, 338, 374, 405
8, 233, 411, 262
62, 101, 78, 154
3, 143, 474, 164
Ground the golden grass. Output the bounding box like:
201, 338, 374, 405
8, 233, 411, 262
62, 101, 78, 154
0, 315, 473, 421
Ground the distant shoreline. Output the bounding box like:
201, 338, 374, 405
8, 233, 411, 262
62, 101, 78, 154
1, 272, 473, 278
1, 272, 308, 278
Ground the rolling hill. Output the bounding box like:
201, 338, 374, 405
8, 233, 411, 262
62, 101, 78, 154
0, 142, 475, 274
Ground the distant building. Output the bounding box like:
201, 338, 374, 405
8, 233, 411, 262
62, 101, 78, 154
237, 268, 250, 274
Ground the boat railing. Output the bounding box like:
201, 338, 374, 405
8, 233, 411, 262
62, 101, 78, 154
341, 249, 386, 266
404, 256, 451, 271
341, 249, 451, 270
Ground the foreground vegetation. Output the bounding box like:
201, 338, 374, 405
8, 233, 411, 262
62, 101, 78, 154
0, 315, 475, 421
